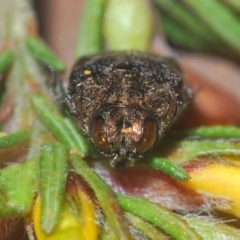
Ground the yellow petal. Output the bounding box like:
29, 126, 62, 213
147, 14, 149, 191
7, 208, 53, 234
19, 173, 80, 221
33, 190, 98, 240
181, 162, 240, 218
78, 190, 98, 240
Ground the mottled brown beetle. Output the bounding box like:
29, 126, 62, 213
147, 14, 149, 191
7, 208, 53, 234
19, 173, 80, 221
67, 52, 193, 168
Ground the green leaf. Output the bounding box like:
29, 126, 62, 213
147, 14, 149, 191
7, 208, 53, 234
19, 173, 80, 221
63, 118, 89, 156
0, 130, 29, 163
125, 212, 169, 240
118, 194, 202, 240
145, 156, 190, 181
75, 0, 105, 58
154, 0, 217, 44
157, 139, 240, 164
39, 143, 68, 233
223, 0, 240, 14
0, 157, 39, 218
160, 13, 212, 51
31, 94, 88, 155
0, 130, 29, 149
0, 50, 14, 74
185, 216, 240, 239
71, 154, 132, 240
26, 36, 65, 72
184, 125, 240, 139
183, 0, 240, 54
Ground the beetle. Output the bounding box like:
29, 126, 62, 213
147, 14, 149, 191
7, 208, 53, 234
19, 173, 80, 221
67, 52, 193, 168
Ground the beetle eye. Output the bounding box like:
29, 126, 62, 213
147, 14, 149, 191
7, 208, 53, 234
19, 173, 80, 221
137, 119, 157, 154
90, 116, 111, 153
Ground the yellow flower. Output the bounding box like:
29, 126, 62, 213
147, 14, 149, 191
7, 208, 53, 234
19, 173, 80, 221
181, 159, 240, 218
33, 190, 98, 240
